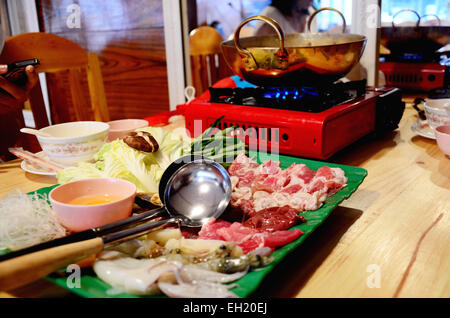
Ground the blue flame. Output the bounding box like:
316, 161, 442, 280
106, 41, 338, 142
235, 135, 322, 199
263, 87, 319, 100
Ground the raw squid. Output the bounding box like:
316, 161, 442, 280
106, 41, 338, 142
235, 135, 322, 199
92, 251, 247, 297
93, 251, 177, 296
179, 264, 248, 283
158, 281, 238, 298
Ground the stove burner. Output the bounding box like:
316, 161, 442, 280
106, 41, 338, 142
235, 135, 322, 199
209, 80, 367, 112
381, 50, 450, 64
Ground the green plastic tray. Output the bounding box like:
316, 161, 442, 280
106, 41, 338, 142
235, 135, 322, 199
6, 153, 368, 298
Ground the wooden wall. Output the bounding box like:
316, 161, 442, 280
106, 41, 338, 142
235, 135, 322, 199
36, 0, 170, 123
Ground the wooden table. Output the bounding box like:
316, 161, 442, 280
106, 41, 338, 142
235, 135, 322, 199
1, 99, 449, 298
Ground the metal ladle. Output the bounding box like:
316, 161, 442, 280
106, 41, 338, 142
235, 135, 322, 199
105, 155, 232, 243
0, 155, 232, 291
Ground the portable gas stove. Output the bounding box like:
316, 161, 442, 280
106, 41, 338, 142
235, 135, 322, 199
379, 51, 449, 92
179, 76, 405, 160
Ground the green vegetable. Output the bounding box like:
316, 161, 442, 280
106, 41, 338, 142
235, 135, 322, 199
57, 127, 190, 195
137, 126, 190, 168
190, 117, 248, 168
56, 162, 103, 184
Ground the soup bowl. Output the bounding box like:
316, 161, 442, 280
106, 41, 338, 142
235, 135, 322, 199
36, 121, 109, 166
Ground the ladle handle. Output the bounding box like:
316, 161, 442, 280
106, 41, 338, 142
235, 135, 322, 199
103, 216, 180, 247
95, 207, 166, 235
233, 15, 288, 70
308, 7, 347, 33
0, 237, 104, 292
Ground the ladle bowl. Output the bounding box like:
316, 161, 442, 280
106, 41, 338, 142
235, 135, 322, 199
159, 155, 232, 227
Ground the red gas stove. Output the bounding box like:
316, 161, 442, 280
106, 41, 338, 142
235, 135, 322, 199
179, 76, 405, 160
379, 51, 450, 92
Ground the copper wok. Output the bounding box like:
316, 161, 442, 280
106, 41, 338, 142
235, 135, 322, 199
380, 9, 450, 55
220, 8, 367, 87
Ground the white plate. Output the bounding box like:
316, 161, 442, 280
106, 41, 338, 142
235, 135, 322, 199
411, 119, 436, 140
20, 152, 58, 176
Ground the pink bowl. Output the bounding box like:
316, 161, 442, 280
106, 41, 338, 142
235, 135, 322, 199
435, 125, 450, 156
49, 178, 136, 232
107, 119, 149, 141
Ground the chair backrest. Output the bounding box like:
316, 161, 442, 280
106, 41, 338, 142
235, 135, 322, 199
0, 32, 109, 129
189, 26, 233, 96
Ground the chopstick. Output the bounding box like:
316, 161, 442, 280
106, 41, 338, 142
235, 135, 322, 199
8, 147, 65, 172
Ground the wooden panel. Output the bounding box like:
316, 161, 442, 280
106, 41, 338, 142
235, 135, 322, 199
86, 53, 109, 122
68, 67, 92, 121
28, 81, 50, 129
37, 0, 164, 32
45, 70, 73, 124
36, 0, 170, 123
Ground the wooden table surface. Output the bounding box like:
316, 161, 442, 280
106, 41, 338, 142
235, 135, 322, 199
0, 98, 449, 298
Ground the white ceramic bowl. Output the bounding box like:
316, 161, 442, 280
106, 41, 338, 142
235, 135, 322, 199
36, 121, 109, 166
107, 119, 148, 141
424, 98, 450, 130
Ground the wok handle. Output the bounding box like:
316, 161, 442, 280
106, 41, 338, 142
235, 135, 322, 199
392, 9, 421, 28
308, 7, 347, 33
233, 15, 288, 69
419, 14, 441, 26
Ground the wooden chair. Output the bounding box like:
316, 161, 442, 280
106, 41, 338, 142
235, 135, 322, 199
189, 26, 233, 96
0, 32, 109, 130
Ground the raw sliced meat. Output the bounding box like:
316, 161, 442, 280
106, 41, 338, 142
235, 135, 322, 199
217, 222, 257, 243
259, 160, 282, 175
238, 199, 256, 215
198, 219, 303, 254
197, 219, 231, 240
263, 229, 304, 248
228, 154, 260, 187
280, 184, 304, 194
285, 163, 316, 185
243, 206, 306, 232
229, 155, 347, 215
308, 166, 348, 196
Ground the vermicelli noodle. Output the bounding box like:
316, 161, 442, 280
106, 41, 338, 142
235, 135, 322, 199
0, 190, 67, 251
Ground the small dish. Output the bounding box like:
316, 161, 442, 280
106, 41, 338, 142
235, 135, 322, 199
411, 119, 436, 140
49, 178, 137, 232
107, 119, 149, 141
20, 151, 58, 176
